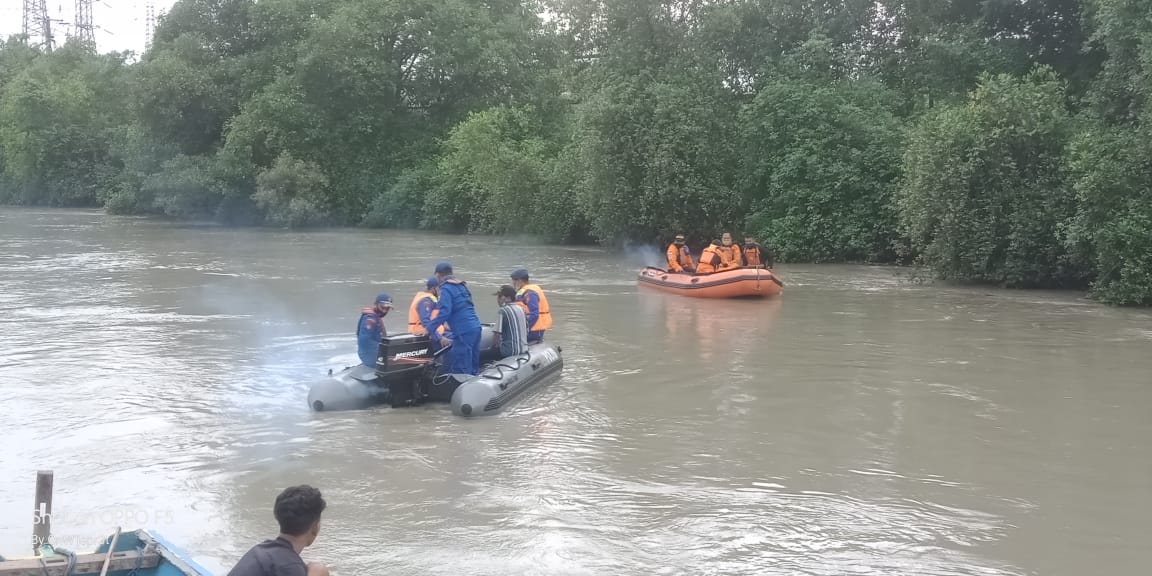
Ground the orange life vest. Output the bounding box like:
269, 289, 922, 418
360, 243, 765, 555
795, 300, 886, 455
666, 243, 694, 272
715, 243, 740, 271
407, 291, 446, 335
743, 245, 762, 267
723, 244, 742, 266
696, 244, 722, 274
515, 284, 552, 331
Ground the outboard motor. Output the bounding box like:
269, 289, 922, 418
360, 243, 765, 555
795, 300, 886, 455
375, 333, 434, 408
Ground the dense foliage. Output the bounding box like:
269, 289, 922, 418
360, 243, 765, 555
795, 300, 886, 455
3, 0, 1152, 305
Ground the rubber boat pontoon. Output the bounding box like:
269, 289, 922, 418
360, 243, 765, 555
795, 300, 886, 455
637, 265, 783, 298
307, 324, 564, 417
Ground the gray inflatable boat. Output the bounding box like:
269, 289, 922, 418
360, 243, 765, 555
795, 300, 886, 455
446, 341, 564, 417
307, 324, 563, 417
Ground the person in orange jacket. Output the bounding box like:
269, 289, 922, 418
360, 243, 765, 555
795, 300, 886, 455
720, 232, 742, 268
698, 235, 741, 274
510, 268, 552, 343
408, 276, 448, 354
666, 234, 695, 274
695, 238, 734, 274
741, 235, 773, 268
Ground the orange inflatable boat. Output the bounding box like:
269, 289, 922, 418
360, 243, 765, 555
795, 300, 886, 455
636, 266, 783, 298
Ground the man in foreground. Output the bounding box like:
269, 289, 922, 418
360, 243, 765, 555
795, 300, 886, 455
424, 262, 483, 375
510, 268, 552, 343
227, 485, 330, 576
356, 292, 393, 367
493, 284, 529, 357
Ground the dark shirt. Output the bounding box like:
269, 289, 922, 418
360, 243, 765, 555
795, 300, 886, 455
227, 537, 306, 576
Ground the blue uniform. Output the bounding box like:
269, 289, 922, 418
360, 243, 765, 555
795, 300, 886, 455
357, 308, 385, 367
415, 295, 449, 355
416, 296, 436, 329
425, 277, 482, 375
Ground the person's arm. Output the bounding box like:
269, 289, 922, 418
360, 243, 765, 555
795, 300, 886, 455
425, 289, 453, 334
418, 298, 436, 334
666, 245, 682, 272
522, 290, 540, 328
358, 314, 379, 341
716, 247, 734, 271
494, 307, 506, 334
515, 307, 529, 343
761, 244, 774, 268
493, 307, 506, 347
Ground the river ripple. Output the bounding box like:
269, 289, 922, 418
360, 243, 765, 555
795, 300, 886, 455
1, 207, 1149, 576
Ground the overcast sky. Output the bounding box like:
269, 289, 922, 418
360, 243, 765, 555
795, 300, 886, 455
1, 0, 177, 55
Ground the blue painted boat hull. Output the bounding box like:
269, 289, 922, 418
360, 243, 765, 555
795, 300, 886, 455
94, 529, 214, 575
0, 529, 214, 576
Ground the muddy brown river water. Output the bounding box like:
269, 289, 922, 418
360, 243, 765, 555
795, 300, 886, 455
1, 207, 1149, 575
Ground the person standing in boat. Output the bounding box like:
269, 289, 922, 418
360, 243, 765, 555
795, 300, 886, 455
408, 276, 449, 355
424, 262, 483, 375
666, 234, 695, 274
493, 284, 529, 356
227, 484, 330, 576
356, 292, 393, 367
510, 268, 552, 344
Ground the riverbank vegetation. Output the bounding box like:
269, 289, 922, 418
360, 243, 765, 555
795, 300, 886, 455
2, 0, 1152, 305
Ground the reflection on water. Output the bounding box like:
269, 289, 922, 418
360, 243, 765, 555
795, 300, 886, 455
1, 208, 1150, 576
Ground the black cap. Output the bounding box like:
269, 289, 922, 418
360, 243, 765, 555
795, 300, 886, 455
495, 285, 517, 298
